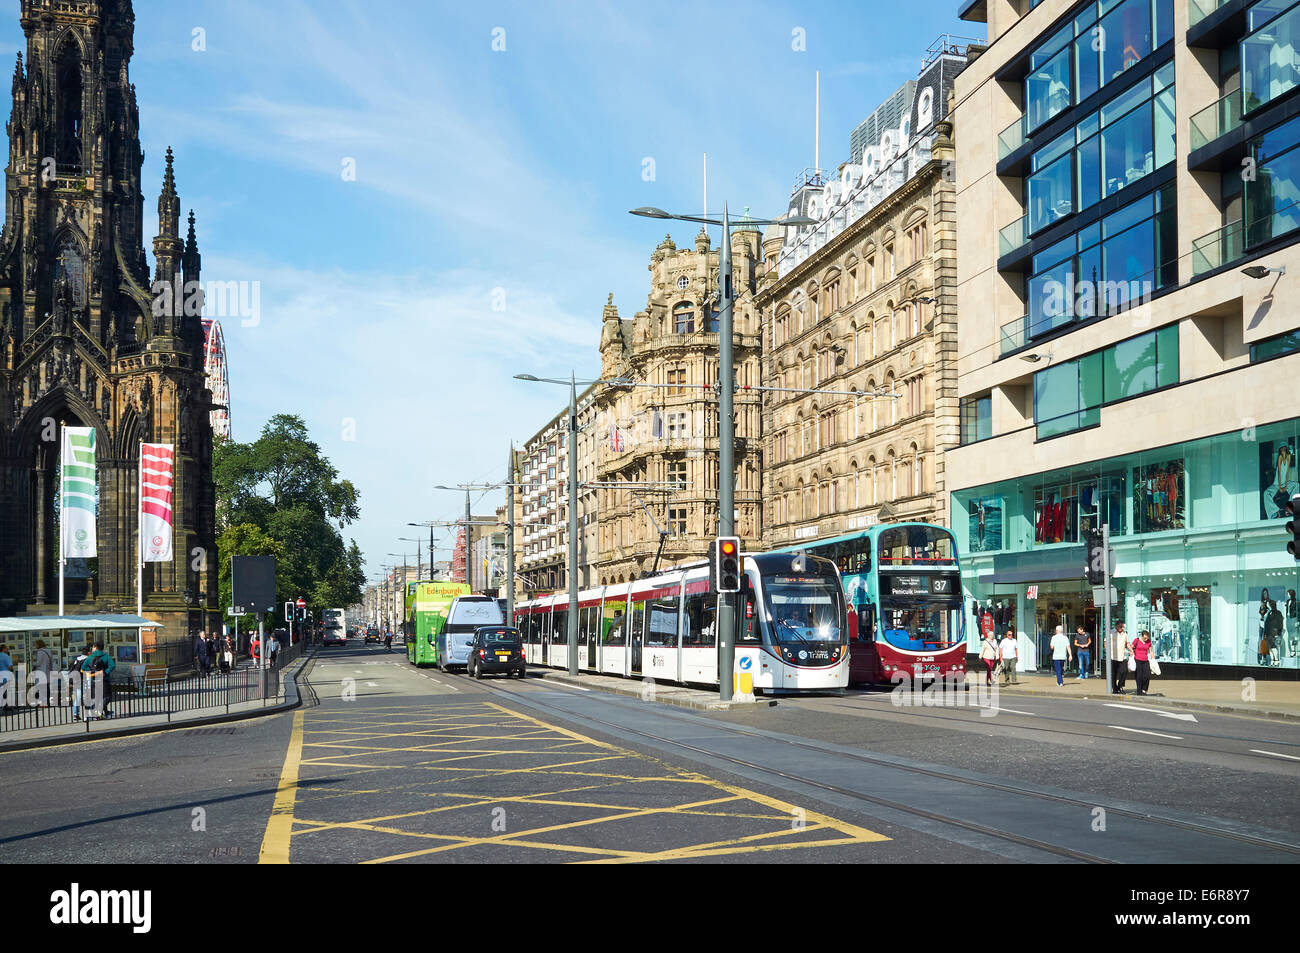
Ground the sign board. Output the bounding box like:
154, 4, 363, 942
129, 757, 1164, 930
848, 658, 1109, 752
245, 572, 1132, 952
1026, 585, 1039, 600
296, 597, 306, 608
227, 606, 247, 617
880, 571, 962, 602
231, 555, 277, 613
1091, 586, 1118, 607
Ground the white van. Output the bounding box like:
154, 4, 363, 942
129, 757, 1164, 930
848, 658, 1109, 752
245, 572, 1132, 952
439, 595, 504, 671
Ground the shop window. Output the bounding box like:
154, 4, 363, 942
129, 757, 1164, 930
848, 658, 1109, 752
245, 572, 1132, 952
967, 495, 1004, 553
1033, 473, 1125, 545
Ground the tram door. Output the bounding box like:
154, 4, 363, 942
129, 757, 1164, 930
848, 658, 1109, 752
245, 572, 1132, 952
586, 606, 597, 669
630, 599, 645, 676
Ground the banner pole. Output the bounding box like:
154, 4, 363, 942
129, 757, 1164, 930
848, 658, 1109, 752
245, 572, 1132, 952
58, 424, 65, 617
138, 442, 144, 655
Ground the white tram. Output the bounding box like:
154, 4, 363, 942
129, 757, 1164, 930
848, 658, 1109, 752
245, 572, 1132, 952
513, 551, 849, 692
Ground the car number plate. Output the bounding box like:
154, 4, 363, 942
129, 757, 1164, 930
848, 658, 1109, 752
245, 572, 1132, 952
496, 652, 510, 658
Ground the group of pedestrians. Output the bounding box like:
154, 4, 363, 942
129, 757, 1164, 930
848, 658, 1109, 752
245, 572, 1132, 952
1046, 621, 1159, 694
977, 628, 1021, 686
983, 622, 1161, 696
194, 631, 237, 676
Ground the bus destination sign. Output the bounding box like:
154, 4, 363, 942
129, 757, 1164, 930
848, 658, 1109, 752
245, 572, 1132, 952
881, 572, 960, 600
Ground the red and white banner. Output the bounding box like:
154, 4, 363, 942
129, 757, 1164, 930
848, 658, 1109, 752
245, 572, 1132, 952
140, 443, 175, 562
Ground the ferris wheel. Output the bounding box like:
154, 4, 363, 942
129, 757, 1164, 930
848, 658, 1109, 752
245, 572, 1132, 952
202, 318, 231, 439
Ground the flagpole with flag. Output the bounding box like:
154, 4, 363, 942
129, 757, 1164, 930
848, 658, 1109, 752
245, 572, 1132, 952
59, 424, 65, 617
137, 444, 144, 653
139, 443, 176, 660
58, 425, 98, 617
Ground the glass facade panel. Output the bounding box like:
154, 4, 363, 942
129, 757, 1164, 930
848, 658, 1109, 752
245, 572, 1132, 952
1027, 45, 1072, 132
1246, 137, 1300, 248
960, 395, 993, 445
1242, 1, 1300, 113
1101, 101, 1155, 198
1028, 154, 1074, 232
1034, 325, 1178, 437
1099, 0, 1154, 84
1251, 329, 1300, 362
953, 418, 1300, 670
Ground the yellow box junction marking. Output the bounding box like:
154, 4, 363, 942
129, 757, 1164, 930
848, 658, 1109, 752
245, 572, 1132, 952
261, 700, 888, 863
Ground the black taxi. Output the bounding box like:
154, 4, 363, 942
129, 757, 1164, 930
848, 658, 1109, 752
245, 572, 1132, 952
468, 626, 526, 679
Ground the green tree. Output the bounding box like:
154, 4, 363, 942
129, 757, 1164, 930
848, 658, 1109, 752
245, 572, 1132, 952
214, 415, 365, 622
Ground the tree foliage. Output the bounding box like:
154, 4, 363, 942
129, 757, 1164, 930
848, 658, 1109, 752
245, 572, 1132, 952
214, 415, 365, 620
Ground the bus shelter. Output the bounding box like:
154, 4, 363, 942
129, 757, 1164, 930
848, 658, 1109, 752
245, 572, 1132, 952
0, 614, 163, 675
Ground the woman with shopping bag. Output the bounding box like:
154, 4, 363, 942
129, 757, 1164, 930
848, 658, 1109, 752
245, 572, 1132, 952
1130, 629, 1155, 695
979, 630, 999, 685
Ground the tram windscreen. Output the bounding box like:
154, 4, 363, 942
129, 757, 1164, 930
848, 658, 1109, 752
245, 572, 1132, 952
880, 605, 962, 651
763, 574, 846, 644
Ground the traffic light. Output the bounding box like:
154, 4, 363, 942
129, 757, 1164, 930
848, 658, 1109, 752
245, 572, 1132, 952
1084, 528, 1106, 585
716, 536, 741, 593
1287, 494, 1300, 559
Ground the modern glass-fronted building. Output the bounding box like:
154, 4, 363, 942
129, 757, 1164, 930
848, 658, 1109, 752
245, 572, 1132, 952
952, 0, 1300, 676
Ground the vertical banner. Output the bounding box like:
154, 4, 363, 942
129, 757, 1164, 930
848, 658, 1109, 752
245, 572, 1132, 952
60, 427, 97, 558
140, 443, 175, 562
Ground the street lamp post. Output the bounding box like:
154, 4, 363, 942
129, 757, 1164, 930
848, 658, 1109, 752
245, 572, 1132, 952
514, 372, 603, 676
631, 204, 814, 700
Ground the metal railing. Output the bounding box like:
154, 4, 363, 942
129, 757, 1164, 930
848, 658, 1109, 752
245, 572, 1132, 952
0, 639, 309, 735
1189, 90, 1243, 151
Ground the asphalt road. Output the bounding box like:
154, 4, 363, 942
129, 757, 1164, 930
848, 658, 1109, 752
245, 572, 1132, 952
2, 642, 1297, 864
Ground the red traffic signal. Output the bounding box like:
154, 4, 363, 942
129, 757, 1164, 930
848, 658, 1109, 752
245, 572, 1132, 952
716, 536, 741, 593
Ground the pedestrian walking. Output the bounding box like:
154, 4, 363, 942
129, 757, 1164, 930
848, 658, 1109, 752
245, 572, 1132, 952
195, 631, 210, 677
1050, 625, 1072, 686
206, 632, 219, 673
85, 641, 116, 718
1131, 629, 1154, 696
1110, 622, 1129, 693
268, 634, 280, 667
222, 636, 234, 674
250, 635, 261, 666
998, 629, 1019, 685
0, 643, 14, 708
979, 630, 998, 685
32, 639, 54, 705
1073, 625, 1092, 680
68, 645, 91, 720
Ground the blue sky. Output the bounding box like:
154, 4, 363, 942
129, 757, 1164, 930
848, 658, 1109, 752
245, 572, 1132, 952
1, 0, 977, 583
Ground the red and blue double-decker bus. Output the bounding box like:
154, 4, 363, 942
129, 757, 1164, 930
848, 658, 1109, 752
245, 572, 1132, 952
772, 523, 966, 684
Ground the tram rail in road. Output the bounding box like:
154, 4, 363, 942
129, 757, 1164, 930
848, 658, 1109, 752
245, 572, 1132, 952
469, 674, 1300, 864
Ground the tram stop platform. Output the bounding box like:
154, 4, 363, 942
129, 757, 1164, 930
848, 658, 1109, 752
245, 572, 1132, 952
962, 669, 1300, 721
531, 669, 777, 711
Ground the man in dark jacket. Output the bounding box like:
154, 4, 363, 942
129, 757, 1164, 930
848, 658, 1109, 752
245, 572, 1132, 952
85, 641, 116, 717
196, 632, 210, 677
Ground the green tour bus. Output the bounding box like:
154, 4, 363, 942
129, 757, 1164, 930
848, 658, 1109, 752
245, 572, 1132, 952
407, 581, 471, 666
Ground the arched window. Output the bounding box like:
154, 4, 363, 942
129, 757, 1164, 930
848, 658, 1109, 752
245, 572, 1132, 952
673, 302, 695, 334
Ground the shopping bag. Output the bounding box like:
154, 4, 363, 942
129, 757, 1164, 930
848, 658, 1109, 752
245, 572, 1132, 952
1150, 658, 1161, 677
1127, 656, 1136, 672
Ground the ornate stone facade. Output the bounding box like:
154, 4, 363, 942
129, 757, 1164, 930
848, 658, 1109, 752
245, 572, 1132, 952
0, 1, 217, 638
592, 229, 763, 583
757, 110, 961, 547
